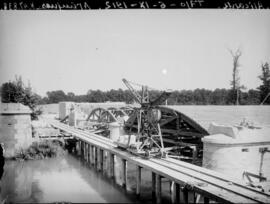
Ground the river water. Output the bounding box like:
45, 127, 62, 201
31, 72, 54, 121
0, 153, 147, 203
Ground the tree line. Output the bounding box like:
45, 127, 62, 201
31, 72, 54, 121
1, 61, 270, 108
37, 87, 262, 105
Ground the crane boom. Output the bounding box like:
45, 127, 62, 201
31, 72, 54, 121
122, 78, 142, 104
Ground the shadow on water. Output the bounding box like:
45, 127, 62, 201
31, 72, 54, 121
63, 154, 144, 203
0, 152, 148, 203
0, 160, 43, 203
76, 155, 172, 204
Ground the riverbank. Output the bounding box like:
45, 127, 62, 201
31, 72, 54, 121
12, 140, 65, 161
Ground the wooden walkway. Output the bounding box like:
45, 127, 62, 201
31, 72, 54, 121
48, 119, 270, 204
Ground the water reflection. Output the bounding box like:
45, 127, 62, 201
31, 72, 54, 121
0, 154, 141, 203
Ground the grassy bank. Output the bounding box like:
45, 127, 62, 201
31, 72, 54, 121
14, 140, 66, 161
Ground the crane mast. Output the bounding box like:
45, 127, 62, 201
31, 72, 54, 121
120, 78, 172, 158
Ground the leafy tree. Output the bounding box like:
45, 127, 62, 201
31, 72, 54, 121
1, 76, 42, 120
38, 96, 50, 104
86, 90, 108, 102
67, 92, 75, 101
258, 62, 270, 104
46, 90, 67, 103
211, 89, 228, 105
247, 89, 260, 105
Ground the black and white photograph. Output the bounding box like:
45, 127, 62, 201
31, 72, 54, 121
0, 3, 270, 203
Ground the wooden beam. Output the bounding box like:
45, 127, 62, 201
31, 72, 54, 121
159, 116, 177, 127
122, 159, 127, 189
162, 128, 204, 137
152, 172, 156, 200
192, 146, 197, 164
83, 142, 86, 160
104, 151, 109, 176
100, 149, 104, 173
85, 143, 88, 162
77, 140, 81, 156
136, 165, 141, 197
80, 141, 84, 158
195, 194, 201, 203
170, 181, 176, 204
110, 153, 115, 179
182, 187, 189, 204
171, 181, 180, 204
87, 144, 90, 163
84, 141, 86, 159
97, 147, 100, 171
89, 145, 93, 165
176, 183, 180, 204
85, 143, 88, 161
95, 146, 98, 168
204, 197, 210, 204
91, 145, 95, 166
155, 174, 162, 204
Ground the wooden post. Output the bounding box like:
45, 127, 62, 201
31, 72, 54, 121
122, 159, 127, 189
106, 151, 110, 177
78, 141, 81, 156
136, 165, 141, 197
89, 145, 93, 164
81, 141, 84, 159
87, 144, 90, 163
204, 197, 209, 204
100, 149, 104, 173
97, 147, 101, 171
152, 172, 156, 200
85, 143, 87, 161
92, 146, 95, 166
92, 145, 95, 166
182, 187, 188, 204
92, 146, 94, 165
81, 141, 84, 158
104, 151, 108, 176
195, 194, 201, 203
83, 142, 86, 161
155, 174, 162, 204
84, 143, 87, 162
170, 181, 177, 204
85, 143, 89, 163
95, 146, 98, 168
192, 146, 197, 164
109, 153, 115, 179
176, 183, 180, 204
192, 192, 196, 203
83, 142, 85, 161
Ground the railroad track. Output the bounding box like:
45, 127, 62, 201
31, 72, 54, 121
47, 119, 270, 203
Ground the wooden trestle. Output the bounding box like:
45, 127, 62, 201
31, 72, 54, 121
48, 119, 270, 204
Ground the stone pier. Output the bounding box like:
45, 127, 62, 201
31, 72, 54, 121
0, 103, 32, 158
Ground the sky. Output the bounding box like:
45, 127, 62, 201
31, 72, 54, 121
0, 10, 269, 97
